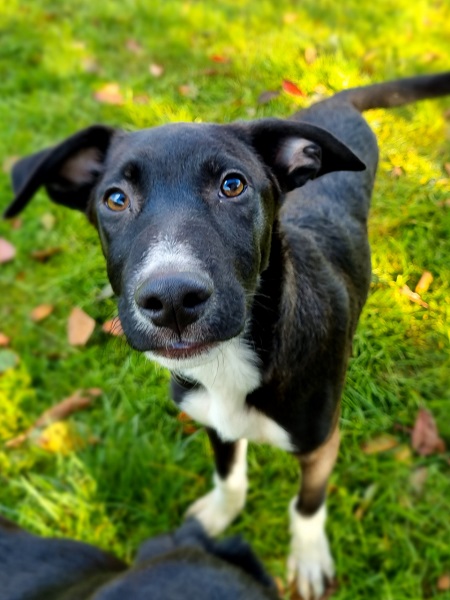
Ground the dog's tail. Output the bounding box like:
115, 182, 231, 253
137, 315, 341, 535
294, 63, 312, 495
332, 72, 450, 112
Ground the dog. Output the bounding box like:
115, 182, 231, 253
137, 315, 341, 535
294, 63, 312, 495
4, 72, 450, 599
0, 515, 278, 599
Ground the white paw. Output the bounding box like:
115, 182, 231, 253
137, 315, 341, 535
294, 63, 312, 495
287, 500, 335, 600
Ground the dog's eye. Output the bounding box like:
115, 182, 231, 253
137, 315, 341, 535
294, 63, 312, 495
220, 175, 246, 198
104, 190, 130, 212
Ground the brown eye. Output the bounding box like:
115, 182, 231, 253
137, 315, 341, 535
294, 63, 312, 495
105, 190, 130, 212
220, 175, 246, 198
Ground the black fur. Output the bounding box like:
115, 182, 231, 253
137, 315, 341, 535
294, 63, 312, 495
0, 517, 277, 600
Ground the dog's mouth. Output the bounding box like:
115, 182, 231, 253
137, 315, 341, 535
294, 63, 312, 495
151, 341, 217, 360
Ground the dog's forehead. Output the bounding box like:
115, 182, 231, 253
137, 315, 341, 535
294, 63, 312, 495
107, 122, 257, 168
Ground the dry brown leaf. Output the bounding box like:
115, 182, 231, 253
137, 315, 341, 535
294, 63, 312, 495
361, 434, 398, 454
94, 83, 124, 105
411, 408, 446, 456
5, 388, 101, 449
31, 246, 62, 262
444, 162, 450, 176
436, 198, 450, 208
437, 574, 450, 592
257, 90, 280, 105
133, 94, 151, 105
178, 84, 198, 98
304, 46, 317, 65
391, 166, 403, 178
31, 304, 54, 322
102, 318, 124, 336
415, 271, 433, 294
399, 285, 429, 308
126, 39, 143, 54
0, 333, 10, 347
0, 238, 16, 264
68, 307, 96, 346
149, 63, 164, 77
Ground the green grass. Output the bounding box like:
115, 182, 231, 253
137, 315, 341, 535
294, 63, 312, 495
0, 1, 449, 598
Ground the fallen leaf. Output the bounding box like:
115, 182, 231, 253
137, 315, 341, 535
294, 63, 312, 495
0, 333, 10, 347
409, 466, 428, 495
102, 318, 124, 336
149, 63, 164, 77
81, 56, 101, 74
314, 84, 328, 95
411, 408, 446, 456
126, 39, 143, 54
5, 388, 101, 449
393, 444, 412, 463
0, 349, 19, 374
444, 162, 450, 176
178, 84, 198, 98
40, 213, 56, 231
182, 424, 198, 434
177, 411, 193, 423
437, 574, 450, 592
391, 166, 403, 178
210, 54, 230, 63
436, 198, 450, 208
68, 307, 96, 346
282, 79, 306, 97
31, 246, 62, 262
415, 271, 433, 294
0, 238, 16, 263
10, 218, 22, 230
304, 46, 317, 65
399, 285, 429, 308
30, 304, 54, 322
361, 434, 398, 454
2, 155, 19, 174
257, 90, 280, 105
94, 83, 124, 105
37, 421, 84, 454
133, 94, 151, 105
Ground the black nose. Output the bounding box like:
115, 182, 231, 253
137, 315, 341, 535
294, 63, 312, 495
134, 271, 213, 334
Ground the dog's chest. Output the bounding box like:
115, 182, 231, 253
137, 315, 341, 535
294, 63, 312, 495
179, 341, 294, 451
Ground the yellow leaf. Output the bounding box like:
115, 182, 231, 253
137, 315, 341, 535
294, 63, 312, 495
37, 421, 84, 454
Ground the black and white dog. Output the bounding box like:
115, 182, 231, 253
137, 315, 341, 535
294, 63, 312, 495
5, 73, 450, 599
0, 516, 277, 599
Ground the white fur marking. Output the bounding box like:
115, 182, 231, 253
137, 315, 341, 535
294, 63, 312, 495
130, 239, 202, 335
186, 439, 248, 536
179, 338, 294, 451
288, 500, 334, 600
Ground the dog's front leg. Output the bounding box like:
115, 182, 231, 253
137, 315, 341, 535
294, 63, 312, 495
288, 424, 340, 600
186, 428, 248, 536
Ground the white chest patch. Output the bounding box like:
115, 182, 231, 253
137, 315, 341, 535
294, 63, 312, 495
178, 338, 294, 451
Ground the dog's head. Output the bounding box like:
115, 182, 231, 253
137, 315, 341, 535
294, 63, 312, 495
5, 119, 364, 370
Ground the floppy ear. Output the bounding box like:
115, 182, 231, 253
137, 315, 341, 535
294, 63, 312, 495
3, 125, 116, 218
232, 118, 365, 192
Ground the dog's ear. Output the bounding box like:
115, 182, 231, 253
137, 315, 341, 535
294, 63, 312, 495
4, 125, 116, 218
232, 118, 365, 192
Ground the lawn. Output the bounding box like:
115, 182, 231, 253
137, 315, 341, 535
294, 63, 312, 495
0, 1, 449, 598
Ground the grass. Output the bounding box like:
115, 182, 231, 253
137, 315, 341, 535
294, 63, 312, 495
0, 1, 449, 598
